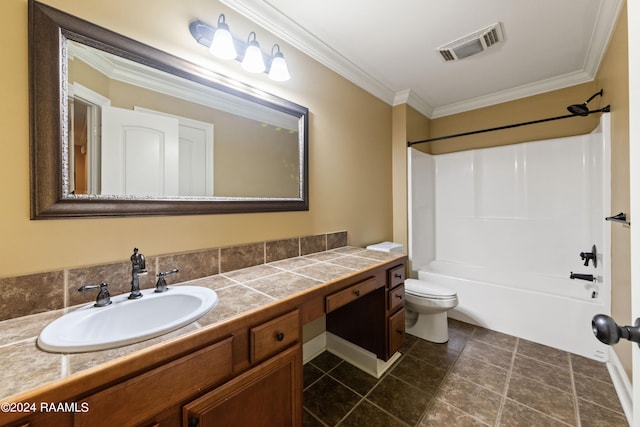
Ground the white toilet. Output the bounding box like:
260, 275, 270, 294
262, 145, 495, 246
404, 278, 458, 343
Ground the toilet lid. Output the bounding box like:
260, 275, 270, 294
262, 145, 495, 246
404, 278, 456, 299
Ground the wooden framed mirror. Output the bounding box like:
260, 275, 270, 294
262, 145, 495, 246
29, 0, 308, 218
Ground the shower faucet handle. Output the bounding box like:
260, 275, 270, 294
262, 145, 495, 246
579, 244, 597, 267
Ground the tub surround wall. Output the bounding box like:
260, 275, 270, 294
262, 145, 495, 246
432, 128, 608, 279
411, 117, 610, 282
409, 115, 611, 360
0, 231, 347, 322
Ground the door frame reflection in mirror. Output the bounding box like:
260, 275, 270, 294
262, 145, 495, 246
29, 0, 309, 218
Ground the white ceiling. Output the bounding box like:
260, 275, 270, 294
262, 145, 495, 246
221, 0, 623, 118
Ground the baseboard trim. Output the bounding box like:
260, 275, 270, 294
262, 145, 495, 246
302, 332, 327, 364
303, 332, 401, 378
325, 332, 401, 378
606, 347, 633, 425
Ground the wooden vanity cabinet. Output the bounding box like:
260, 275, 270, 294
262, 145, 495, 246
2, 258, 408, 427
8, 310, 302, 427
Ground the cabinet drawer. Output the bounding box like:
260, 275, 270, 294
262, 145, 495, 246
325, 276, 381, 313
388, 308, 405, 356
388, 284, 405, 312
75, 336, 233, 427
251, 309, 300, 363
388, 265, 405, 288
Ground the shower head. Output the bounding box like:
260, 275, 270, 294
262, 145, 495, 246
567, 89, 604, 116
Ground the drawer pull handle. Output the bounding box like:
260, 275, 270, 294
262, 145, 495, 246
354, 290, 361, 297
396, 329, 404, 335
276, 332, 285, 341
394, 273, 403, 279
395, 294, 403, 299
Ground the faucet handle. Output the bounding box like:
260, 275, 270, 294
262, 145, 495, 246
155, 268, 179, 293
78, 283, 112, 307
579, 244, 598, 268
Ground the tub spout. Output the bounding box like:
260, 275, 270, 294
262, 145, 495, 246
570, 272, 595, 282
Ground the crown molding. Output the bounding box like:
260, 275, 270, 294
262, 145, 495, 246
430, 70, 595, 118
221, 0, 397, 104
223, 0, 623, 119
583, 0, 624, 77
393, 90, 435, 118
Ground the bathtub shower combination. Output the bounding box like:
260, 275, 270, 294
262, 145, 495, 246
408, 114, 611, 361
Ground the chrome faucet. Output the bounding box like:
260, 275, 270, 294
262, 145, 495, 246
128, 248, 147, 299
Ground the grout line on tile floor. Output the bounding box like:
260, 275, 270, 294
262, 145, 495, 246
495, 337, 519, 424
568, 352, 582, 427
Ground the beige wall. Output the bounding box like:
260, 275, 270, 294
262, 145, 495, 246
595, 3, 631, 378
427, 82, 600, 154
0, 0, 392, 276
392, 104, 431, 252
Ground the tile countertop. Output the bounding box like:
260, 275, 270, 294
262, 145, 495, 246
0, 246, 405, 402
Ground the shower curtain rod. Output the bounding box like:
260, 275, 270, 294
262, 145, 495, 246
407, 105, 610, 147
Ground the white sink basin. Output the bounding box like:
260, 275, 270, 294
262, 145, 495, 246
37, 286, 218, 353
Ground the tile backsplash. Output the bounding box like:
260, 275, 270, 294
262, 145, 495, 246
0, 231, 347, 322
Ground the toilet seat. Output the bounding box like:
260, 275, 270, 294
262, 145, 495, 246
404, 278, 456, 300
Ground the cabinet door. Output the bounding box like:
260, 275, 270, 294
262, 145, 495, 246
183, 344, 302, 427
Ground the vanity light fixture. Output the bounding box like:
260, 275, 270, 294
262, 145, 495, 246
209, 14, 237, 60
268, 44, 290, 82
241, 32, 266, 73
189, 16, 290, 81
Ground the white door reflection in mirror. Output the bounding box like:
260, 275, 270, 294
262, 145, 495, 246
135, 107, 214, 197
101, 107, 179, 196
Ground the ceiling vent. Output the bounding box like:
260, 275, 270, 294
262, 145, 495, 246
437, 23, 504, 62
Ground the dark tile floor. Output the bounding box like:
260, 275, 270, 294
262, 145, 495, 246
303, 319, 628, 426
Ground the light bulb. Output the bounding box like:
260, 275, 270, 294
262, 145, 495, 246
268, 51, 290, 81
209, 15, 237, 60
241, 32, 266, 73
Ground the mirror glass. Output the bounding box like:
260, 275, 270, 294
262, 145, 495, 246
67, 41, 301, 199
29, 1, 308, 218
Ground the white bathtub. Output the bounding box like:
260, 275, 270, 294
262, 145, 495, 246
419, 260, 610, 362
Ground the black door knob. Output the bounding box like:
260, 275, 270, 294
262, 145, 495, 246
592, 314, 640, 347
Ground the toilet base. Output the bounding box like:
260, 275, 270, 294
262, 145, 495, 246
405, 311, 449, 343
